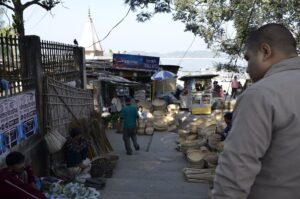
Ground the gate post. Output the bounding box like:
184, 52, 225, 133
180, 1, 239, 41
74, 46, 86, 89
20, 36, 45, 136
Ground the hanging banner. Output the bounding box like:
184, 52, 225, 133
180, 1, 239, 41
0, 90, 37, 151
113, 53, 160, 71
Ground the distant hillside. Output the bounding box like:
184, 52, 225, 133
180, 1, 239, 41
125, 50, 228, 58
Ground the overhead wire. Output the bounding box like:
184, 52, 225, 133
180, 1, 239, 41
28, 11, 48, 31
87, 7, 131, 48
25, 5, 37, 22
177, 35, 197, 66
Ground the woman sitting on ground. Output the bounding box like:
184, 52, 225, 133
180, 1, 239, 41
65, 127, 91, 180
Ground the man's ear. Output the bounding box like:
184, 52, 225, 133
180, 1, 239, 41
260, 42, 272, 60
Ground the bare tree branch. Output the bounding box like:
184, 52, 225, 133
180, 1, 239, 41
23, 0, 40, 9
60, 0, 69, 9
23, 0, 59, 10
0, 2, 14, 11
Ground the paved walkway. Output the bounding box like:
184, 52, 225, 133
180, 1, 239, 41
101, 130, 209, 199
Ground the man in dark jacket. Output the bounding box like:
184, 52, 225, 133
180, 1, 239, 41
0, 151, 46, 199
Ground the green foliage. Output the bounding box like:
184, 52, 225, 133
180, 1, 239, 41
125, 0, 300, 71
214, 62, 240, 73
0, 26, 14, 35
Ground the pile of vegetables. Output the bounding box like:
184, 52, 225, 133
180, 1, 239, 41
44, 182, 101, 199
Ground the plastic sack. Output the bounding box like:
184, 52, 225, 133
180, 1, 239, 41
44, 129, 66, 154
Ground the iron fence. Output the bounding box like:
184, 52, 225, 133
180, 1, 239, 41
0, 35, 83, 98
41, 40, 81, 83
0, 34, 34, 97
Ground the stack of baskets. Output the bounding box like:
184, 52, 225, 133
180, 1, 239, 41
186, 147, 210, 168
152, 99, 166, 111
137, 119, 146, 135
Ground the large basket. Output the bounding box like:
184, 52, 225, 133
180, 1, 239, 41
186, 147, 210, 168
152, 99, 166, 111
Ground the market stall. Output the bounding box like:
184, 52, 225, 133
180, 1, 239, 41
179, 74, 219, 115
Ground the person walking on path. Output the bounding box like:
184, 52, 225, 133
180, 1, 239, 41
120, 97, 140, 155
230, 76, 239, 99
213, 23, 300, 199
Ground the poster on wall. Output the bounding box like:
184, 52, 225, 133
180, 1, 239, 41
0, 90, 37, 154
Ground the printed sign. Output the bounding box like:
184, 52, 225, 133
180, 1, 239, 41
113, 54, 160, 71
0, 90, 37, 152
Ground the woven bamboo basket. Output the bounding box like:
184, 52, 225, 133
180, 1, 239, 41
167, 104, 180, 113
153, 120, 168, 131
208, 134, 222, 150
164, 115, 175, 125
168, 124, 177, 132
180, 138, 207, 153
176, 137, 186, 144
147, 112, 154, 120
216, 122, 226, 133
137, 101, 152, 112
183, 168, 215, 183
178, 129, 190, 138
139, 120, 146, 129
153, 110, 165, 117
137, 128, 145, 135
204, 153, 219, 168
214, 99, 225, 110
224, 100, 236, 111
146, 121, 154, 128
214, 112, 223, 122
190, 123, 199, 134
202, 124, 217, 136
152, 99, 166, 111
186, 147, 209, 168
153, 110, 165, 122
145, 127, 154, 135
216, 141, 224, 152
187, 134, 198, 141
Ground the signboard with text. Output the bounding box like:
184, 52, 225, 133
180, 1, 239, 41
112, 54, 160, 71
0, 90, 37, 152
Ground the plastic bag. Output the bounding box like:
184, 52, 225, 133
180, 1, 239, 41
44, 129, 66, 154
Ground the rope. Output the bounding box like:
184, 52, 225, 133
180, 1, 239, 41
177, 35, 197, 66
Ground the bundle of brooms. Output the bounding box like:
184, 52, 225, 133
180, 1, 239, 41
183, 168, 215, 184
69, 111, 113, 158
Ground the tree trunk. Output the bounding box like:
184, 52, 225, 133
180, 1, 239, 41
12, 0, 25, 36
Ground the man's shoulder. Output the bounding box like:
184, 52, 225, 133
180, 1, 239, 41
0, 168, 13, 180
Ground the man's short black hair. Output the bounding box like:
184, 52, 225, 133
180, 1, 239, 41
245, 23, 297, 54
224, 112, 233, 121
6, 151, 25, 166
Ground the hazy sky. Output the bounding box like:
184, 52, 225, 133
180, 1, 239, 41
3, 0, 209, 53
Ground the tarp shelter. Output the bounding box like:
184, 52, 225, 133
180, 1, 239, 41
97, 73, 140, 86
89, 72, 140, 112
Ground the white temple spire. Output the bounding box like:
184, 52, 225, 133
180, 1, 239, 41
80, 9, 103, 59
